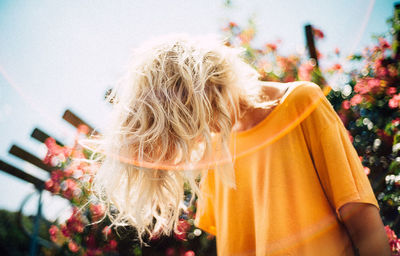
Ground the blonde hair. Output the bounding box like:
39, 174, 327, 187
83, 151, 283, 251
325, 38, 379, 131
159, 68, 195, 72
88, 34, 279, 242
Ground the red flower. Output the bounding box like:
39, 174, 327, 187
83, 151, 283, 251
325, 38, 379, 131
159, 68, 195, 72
86, 248, 103, 256
312, 28, 324, 39
332, 63, 342, 71
229, 21, 238, 28
68, 240, 79, 253
342, 100, 351, 110
108, 239, 117, 250
86, 234, 96, 249
334, 47, 340, 55
378, 37, 391, 49
66, 208, 85, 234
387, 87, 397, 96
174, 219, 191, 241
392, 118, 400, 126
60, 224, 70, 237
166, 248, 176, 256
377, 67, 388, 77
339, 113, 348, 126
347, 130, 354, 143
51, 170, 64, 182
102, 226, 112, 237
265, 43, 277, 52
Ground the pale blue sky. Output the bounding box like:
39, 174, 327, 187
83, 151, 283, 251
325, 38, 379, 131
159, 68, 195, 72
0, 0, 397, 219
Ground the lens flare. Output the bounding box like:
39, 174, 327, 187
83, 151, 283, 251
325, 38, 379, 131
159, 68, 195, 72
80, 85, 332, 171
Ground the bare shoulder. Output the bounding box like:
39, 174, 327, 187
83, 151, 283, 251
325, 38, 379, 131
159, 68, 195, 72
258, 81, 291, 101
258, 81, 320, 101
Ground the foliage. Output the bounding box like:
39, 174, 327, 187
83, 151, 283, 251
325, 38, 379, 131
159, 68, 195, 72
0, 209, 51, 256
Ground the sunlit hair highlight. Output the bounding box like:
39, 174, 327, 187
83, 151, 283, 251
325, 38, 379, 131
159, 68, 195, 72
87, 34, 279, 242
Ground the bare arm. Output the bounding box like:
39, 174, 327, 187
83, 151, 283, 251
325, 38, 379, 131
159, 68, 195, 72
339, 202, 391, 256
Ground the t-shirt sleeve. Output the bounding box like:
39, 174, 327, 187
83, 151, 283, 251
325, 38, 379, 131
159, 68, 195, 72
194, 170, 217, 236
300, 83, 380, 222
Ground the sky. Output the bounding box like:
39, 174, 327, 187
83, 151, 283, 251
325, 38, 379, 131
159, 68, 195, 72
0, 0, 397, 221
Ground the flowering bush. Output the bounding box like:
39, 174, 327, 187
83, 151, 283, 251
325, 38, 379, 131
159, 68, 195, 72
43, 125, 216, 255
223, 20, 328, 88
325, 29, 400, 243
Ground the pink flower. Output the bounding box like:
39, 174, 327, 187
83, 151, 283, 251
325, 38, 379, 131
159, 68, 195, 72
393, 94, 400, 101
334, 47, 340, 55
367, 78, 381, 94
49, 225, 59, 242
342, 100, 351, 110
350, 94, 363, 106
43, 137, 72, 166
77, 124, 90, 135
90, 204, 104, 219
298, 61, 315, 81
68, 240, 79, 253
354, 80, 369, 95
385, 226, 400, 254
389, 98, 399, 109
364, 167, 370, 175
184, 250, 196, 256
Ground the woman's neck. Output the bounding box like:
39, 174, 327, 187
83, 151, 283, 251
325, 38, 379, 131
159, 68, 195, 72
232, 82, 289, 132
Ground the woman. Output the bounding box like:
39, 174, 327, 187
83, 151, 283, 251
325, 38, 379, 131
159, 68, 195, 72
92, 35, 391, 255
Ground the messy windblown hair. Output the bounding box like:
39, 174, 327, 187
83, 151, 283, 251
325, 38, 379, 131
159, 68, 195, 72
87, 34, 279, 242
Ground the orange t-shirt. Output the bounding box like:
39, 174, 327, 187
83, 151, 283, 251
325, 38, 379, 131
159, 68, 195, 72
194, 81, 379, 256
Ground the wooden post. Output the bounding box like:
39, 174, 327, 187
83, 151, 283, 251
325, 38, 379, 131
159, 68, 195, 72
9, 145, 54, 173
305, 24, 319, 67
62, 109, 98, 135
31, 128, 64, 146
0, 159, 45, 189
